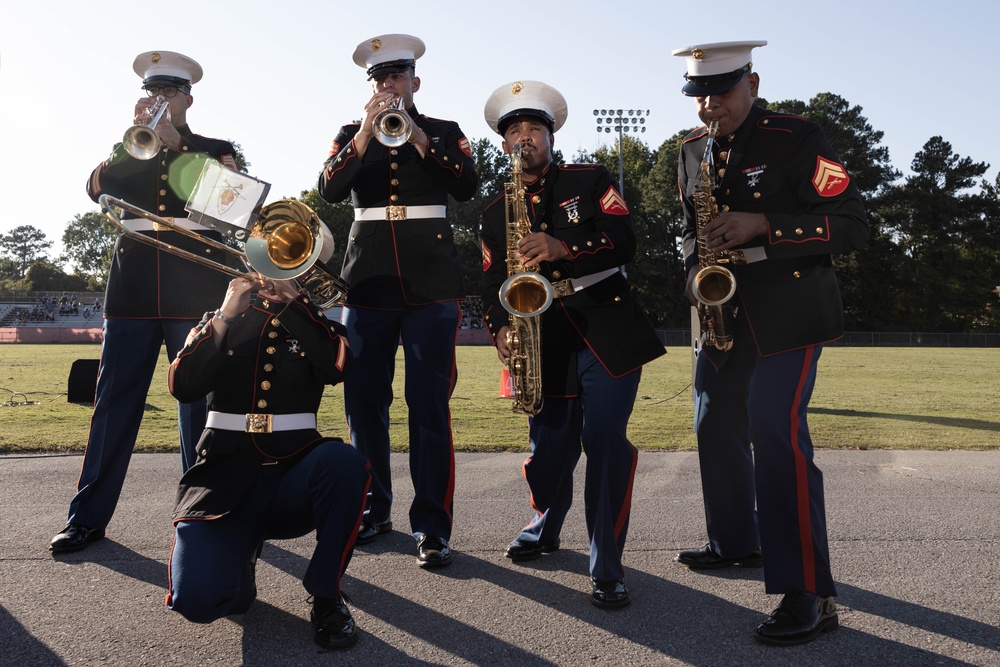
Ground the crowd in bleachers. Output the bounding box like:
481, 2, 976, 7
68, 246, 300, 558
459, 297, 484, 330
6, 293, 103, 325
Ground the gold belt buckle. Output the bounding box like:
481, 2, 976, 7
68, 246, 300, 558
551, 279, 574, 299
386, 205, 407, 221
245, 413, 273, 433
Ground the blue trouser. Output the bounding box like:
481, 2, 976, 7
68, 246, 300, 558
167, 442, 370, 623
342, 301, 459, 539
694, 335, 836, 597
67, 317, 206, 530
517, 346, 641, 583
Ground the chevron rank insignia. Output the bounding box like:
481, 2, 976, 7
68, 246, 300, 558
812, 157, 850, 197
599, 186, 629, 215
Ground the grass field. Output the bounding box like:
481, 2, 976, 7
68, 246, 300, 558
0, 344, 997, 453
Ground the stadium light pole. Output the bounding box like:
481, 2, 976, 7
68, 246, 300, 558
593, 108, 651, 193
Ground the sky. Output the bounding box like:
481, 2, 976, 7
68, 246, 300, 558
2, 0, 998, 264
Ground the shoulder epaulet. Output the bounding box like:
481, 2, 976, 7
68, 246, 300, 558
416, 114, 454, 126
682, 126, 710, 144
756, 113, 813, 133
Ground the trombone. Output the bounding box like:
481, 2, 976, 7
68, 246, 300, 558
99, 194, 348, 308
372, 96, 412, 147
123, 96, 170, 160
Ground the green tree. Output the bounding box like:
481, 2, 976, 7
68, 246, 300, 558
229, 140, 251, 172
887, 137, 992, 331
0, 225, 53, 278
61, 211, 116, 289
22, 261, 89, 292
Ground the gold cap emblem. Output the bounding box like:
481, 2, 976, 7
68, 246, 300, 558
372, 39, 382, 50
512, 81, 524, 95
151, 52, 161, 63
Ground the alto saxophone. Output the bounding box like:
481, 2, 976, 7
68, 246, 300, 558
499, 144, 554, 415
693, 120, 740, 351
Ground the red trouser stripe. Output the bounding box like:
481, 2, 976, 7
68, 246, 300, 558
790, 346, 817, 593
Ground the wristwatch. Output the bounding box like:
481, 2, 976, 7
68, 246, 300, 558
214, 309, 236, 324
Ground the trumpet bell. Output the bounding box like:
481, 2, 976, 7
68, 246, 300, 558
123, 126, 161, 160
373, 97, 412, 147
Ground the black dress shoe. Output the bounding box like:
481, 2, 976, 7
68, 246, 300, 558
311, 596, 358, 650
755, 591, 838, 645
591, 578, 630, 609
355, 520, 392, 545
504, 539, 561, 562
675, 543, 763, 569
50, 523, 105, 553
416, 535, 452, 568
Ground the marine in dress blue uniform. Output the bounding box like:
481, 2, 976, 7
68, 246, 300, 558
480, 81, 665, 608
672, 41, 869, 644
165, 275, 369, 650
51, 51, 238, 554
317, 34, 478, 567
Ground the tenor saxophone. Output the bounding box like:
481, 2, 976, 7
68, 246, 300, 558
499, 144, 554, 415
693, 120, 739, 351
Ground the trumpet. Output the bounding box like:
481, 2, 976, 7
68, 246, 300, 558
372, 96, 412, 147
123, 96, 170, 160
99, 194, 348, 309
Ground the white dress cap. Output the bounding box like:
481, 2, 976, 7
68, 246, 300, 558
132, 51, 203, 85
353, 34, 426, 79
484, 80, 569, 135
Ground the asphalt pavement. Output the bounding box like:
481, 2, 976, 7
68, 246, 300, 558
1, 450, 998, 666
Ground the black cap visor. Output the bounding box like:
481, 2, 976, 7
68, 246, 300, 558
681, 64, 751, 97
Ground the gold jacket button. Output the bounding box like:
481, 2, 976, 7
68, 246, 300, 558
572, 245, 579, 251
271, 318, 280, 327
200, 449, 207, 456
390, 194, 399, 202
552, 271, 562, 279
775, 230, 783, 238
540, 223, 548, 231
264, 363, 274, 372
257, 399, 268, 408
391, 178, 399, 186
722, 205, 730, 212
531, 195, 541, 204
795, 228, 803, 235
793, 271, 801, 278
436, 233, 443, 239
753, 192, 761, 199
161, 174, 168, 181
390, 162, 398, 170
614, 296, 622, 302
718, 168, 726, 178
158, 205, 166, 212
719, 150, 728, 160
159, 189, 167, 196
268, 331, 278, 339
227, 350, 234, 356
816, 227, 824, 234
261, 381, 271, 390
586, 241, 593, 246
266, 346, 276, 355
391, 149, 398, 156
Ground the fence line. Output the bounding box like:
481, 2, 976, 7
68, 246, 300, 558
655, 329, 1000, 348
